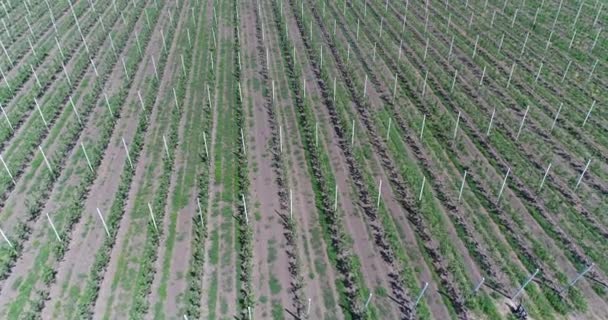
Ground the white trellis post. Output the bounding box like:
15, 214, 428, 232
418, 176, 426, 201
363, 75, 368, 98
122, 137, 134, 169
0, 103, 13, 131
473, 277, 485, 294
515, 105, 530, 141
414, 282, 429, 307
539, 162, 551, 191
31, 65, 42, 89
458, 170, 467, 202
240, 128, 246, 155
587, 59, 598, 82
151, 55, 158, 80
376, 180, 382, 209
39, 146, 53, 174
334, 184, 338, 212
507, 63, 515, 89
422, 70, 428, 96
279, 125, 283, 153
392, 73, 398, 103
497, 167, 511, 202
289, 188, 293, 220
568, 30, 577, 50
512, 268, 539, 300
450, 70, 457, 93
197, 197, 205, 228
386, 117, 391, 141
46, 213, 62, 242
420, 114, 426, 140
69, 96, 83, 126
81, 142, 94, 173
0, 155, 15, 185
97, 208, 111, 237
307, 298, 312, 315
351, 120, 355, 145
162, 135, 170, 159
473, 35, 479, 59
453, 111, 461, 140
315, 121, 319, 147
34, 98, 49, 130
364, 293, 373, 310
550, 103, 563, 132
575, 159, 591, 190
582, 100, 596, 128
0, 226, 13, 249
333, 77, 337, 101
241, 194, 249, 225
148, 202, 159, 233
480, 65, 486, 86
203, 132, 209, 158
534, 62, 543, 84
104, 93, 114, 118
560, 263, 594, 293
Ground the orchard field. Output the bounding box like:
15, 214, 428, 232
0, 0, 604, 319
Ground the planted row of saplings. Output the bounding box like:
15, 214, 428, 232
0, 0, 67, 73
232, 2, 255, 318
252, 0, 306, 317
378, 0, 608, 269
72, 2, 180, 317
327, 0, 507, 309
411, 0, 608, 163
371, 0, 608, 258
0, 0, 134, 287
294, 2, 443, 319
1, 0, 127, 229
183, 1, 217, 317
470, 0, 606, 87
260, 0, 329, 315
0, 0, 115, 151
354, 0, 592, 312
130, 6, 193, 318
270, 1, 370, 318
0, 0, 87, 102
384, 0, 608, 179
4, 0, 159, 315
332, 0, 560, 312
302, 1, 477, 318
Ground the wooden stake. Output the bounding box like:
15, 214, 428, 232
97, 208, 110, 237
